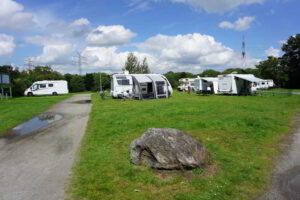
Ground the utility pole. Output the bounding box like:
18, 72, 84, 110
242, 35, 246, 68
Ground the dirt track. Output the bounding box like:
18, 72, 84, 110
0, 94, 91, 200
258, 114, 300, 200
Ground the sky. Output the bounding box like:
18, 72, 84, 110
0, 0, 299, 74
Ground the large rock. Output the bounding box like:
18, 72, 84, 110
129, 128, 208, 170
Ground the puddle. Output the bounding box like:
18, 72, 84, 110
5, 113, 63, 138
279, 166, 300, 200
71, 100, 91, 104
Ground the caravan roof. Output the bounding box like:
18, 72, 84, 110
234, 74, 263, 83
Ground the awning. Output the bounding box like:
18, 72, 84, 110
132, 74, 152, 83
234, 75, 263, 83
147, 74, 166, 82
202, 77, 218, 82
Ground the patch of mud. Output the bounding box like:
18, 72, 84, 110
279, 166, 300, 200
4, 113, 63, 138
70, 100, 91, 104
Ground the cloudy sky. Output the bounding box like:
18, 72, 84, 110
0, 0, 298, 74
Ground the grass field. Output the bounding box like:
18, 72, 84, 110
0, 95, 70, 135
69, 92, 300, 200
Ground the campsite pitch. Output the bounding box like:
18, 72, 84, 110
69, 92, 300, 200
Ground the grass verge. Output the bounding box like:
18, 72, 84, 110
69, 92, 300, 200
0, 95, 71, 135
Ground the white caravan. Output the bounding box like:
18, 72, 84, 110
257, 79, 275, 89
110, 74, 133, 98
111, 73, 173, 99
194, 76, 219, 94
24, 80, 68, 96
218, 74, 262, 95
178, 78, 196, 91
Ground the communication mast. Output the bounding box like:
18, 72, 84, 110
242, 36, 246, 68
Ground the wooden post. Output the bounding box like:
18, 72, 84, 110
10, 86, 12, 98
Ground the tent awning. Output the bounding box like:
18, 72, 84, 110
147, 74, 165, 82
234, 75, 263, 83
132, 74, 152, 83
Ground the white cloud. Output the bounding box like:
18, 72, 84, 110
219, 16, 255, 31
86, 25, 136, 46
25, 35, 67, 46
69, 18, 91, 37
129, 0, 265, 13
170, 0, 264, 13
0, 34, 16, 56
0, 0, 35, 31
138, 33, 234, 67
81, 46, 156, 72
265, 46, 281, 57
31, 43, 74, 65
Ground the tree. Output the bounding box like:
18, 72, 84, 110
281, 34, 300, 88
140, 58, 150, 73
123, 53, 140, 73
256, 56, 288, 87
84, 73, 95, 91
200, 69, 221, 77
123, 53, 151, 74
69, 75, 85, 92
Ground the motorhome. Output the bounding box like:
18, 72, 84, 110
177, 78, 196, 91
194, 76, 219, 94
24, 80, 68, 96
111, 73, 173, 99
218, 74, 262, 95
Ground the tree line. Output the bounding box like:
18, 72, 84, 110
0, 34, 299, 96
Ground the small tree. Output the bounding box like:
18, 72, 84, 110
123, 53, 140, 73
123, 53, 151, 74
140, 57, 150, 73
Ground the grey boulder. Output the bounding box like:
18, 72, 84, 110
129, 128, 208, 170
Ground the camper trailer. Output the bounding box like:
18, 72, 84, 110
24, 80, 68, 96
218, 74, 262, 95
257, 79, 275, 89
111, 73, 173, 99
111, 73, 133, 98
178, 78, 196, 91
194, 77, 219, 94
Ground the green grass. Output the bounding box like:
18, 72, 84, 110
0, 95, 71, 135
69, 92, 300, 200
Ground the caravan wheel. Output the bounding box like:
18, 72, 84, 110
52, 92, 58, 96
27, 92, 33, 97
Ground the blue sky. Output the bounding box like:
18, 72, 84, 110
0, 0, 299, 74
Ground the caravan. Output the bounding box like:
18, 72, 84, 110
111, 73, 173, 99
218, 74, 262, 95
177, 78, 196, 91
194, 77, 219, 94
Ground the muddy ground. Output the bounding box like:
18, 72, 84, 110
0, 94, 91, 200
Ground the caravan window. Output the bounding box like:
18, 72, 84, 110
39, 84, 46, 88
32, 84, 38, 91
117, 79, 130, 85
156, 81, 166, 95
48, 83, 54, 87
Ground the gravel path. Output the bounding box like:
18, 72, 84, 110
258, 114, 300, 200
0, 94, 91, 200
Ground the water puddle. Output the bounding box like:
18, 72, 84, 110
5, 113, 63, 138
279, 166, 300, 200
71, 100, 91, 104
